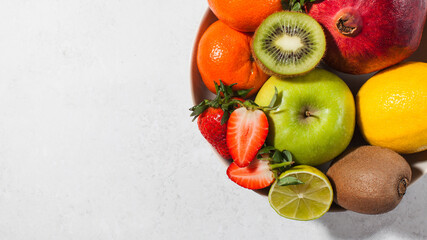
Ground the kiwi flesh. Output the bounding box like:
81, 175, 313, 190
252, 11, 326, 77
326, 146, 412, 214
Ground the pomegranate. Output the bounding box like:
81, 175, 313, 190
307, 0, 427, 74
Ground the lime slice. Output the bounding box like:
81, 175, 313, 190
268, 165, 333, 221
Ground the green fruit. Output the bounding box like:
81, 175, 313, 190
254, 68, 355, 166
252, 11, 326, 77
326, 146, 412, 214
268, 165, 333, 221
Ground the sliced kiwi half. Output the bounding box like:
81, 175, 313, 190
252, 11, 326, 77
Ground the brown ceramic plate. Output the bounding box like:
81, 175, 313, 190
190, 9, 427, 209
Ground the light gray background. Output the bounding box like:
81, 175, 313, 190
0, 1, 424, 239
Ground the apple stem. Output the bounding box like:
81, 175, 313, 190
305, 111, 311, 117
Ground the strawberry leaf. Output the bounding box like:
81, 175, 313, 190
220, 81, 232, 98
277, 176, 304, 186
292, 2, 302, 11
221, 111, 230, 125
267, 87, 279, 109
236, 89, 252, 98
283, 150, 293, 162
257, 146, 276, 159
272, 150, 283, 163
258, 146, 276, 155
189, 100, 209, 121
214, 81, 220, 96
189, 80, 249, 121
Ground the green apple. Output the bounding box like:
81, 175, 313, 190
255, 68, 355, 166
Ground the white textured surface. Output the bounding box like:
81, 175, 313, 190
0, 1, 424, 239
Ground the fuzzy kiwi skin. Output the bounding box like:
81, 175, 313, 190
326, 146, 412, 214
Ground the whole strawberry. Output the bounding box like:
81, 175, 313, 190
190, 81, 249, 159
197, 107, 231, 159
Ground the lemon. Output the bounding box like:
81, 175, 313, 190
268, 165, 333, 221
357, 61, 427, 154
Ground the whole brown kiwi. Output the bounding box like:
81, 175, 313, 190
327, 146, 412, 214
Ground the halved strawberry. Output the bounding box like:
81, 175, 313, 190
227, 147, 297, 190
227, 107, 269, 167
190, 81, 250, 159
227, 157, 274, 190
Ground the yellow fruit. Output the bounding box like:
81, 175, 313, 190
357, 61, 427, 154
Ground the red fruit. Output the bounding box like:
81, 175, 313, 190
198, 107, 231, 159
190, 81, 249, 159
227, 107, 269, 167
231, 97, 245, 108
307, 0, 427, 74
226, 158, 274, 190
232, 97, 245, 102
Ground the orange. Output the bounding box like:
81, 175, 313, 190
197, 21, 269, 97
208, 0, 283, 32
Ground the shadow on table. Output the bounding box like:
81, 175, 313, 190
317, 176, 426, 239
